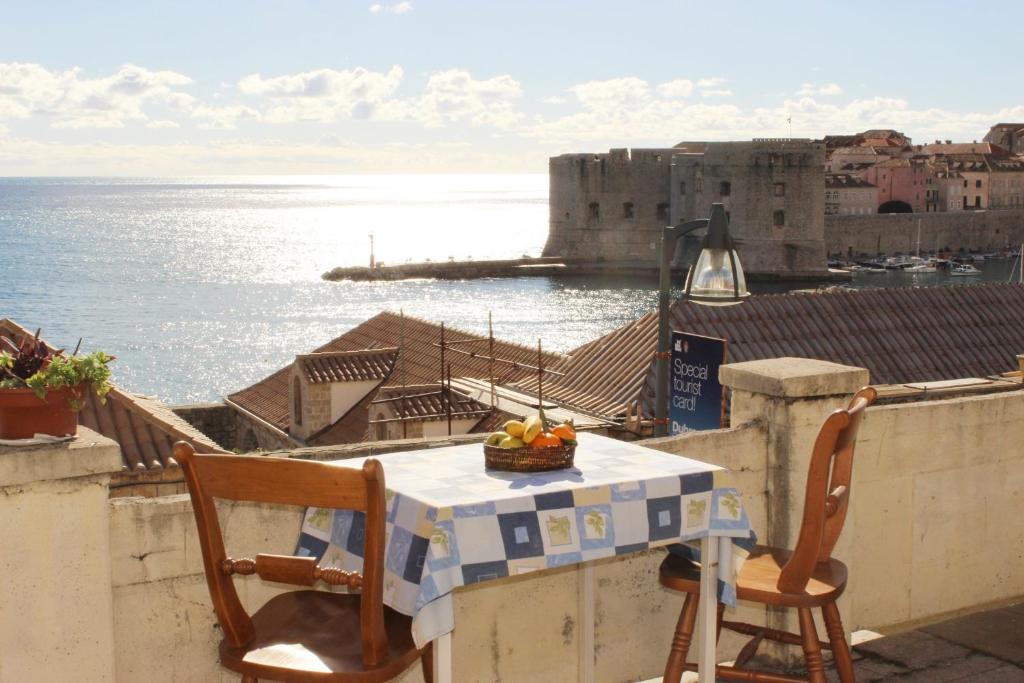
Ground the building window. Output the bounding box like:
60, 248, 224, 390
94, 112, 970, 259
622, 202, 634, 219
964, 180, 968, 187
976, 179, 982, 188
719, 181, 731, 196
773, 210, 785, 227
293, 377, 302, 426
587, 202, 600, 224
773, 182, 785, 197
679, 181, 686, 195
975, 196, 981, 208
656, 203, 669, 221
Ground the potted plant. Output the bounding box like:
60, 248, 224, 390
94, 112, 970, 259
0, 330, 114, 439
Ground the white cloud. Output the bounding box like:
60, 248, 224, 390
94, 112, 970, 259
238, 66, 403, 122
542, 96, 566, 104
383, 69, 523, 128
369, 2, 412, 14
190, 104, 260, 129
696, 77, 726, 88
656, 79, 693, 99
797, 83, 843, 96
0, 62, 193, 128
145, 120, 180, 129
701, 89, 733, 97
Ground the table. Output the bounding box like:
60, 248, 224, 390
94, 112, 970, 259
296, 432, 751, 683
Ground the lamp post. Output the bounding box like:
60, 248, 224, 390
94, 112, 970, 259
654, 203, 748, 437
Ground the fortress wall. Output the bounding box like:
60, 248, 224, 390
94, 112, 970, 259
544, 148, 676, 262
825, 209, 1024, 256
672, 140, 828, 275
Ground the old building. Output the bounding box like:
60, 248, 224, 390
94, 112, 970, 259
984, 123, 1024, 154
987, 155, 1024, 209
825, 174, 877, 215
225, 312, 566, 450
858, 157, 929, 212
544, 139, 830, 278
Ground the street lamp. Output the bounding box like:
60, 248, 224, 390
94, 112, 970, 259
654, 203, 748, 437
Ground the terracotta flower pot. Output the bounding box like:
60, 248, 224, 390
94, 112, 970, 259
0, 386, 78, 439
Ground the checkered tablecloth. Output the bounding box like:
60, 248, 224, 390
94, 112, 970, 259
296, 432, 752, 647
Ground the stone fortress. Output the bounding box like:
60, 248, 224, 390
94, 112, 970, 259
545, 125, 1024, 278
545, 140, 829, 278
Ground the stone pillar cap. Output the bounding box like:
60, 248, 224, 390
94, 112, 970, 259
719, 357, 869, 398
0, 426, 122, 488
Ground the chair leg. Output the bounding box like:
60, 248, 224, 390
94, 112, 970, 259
798, 607, 826, 683
663, 592, 699, 683
421, 641, 435, 683
716, 601, 725, 644
822, 602, 855, 683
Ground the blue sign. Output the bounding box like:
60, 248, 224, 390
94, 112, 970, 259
670, 332, 727, 434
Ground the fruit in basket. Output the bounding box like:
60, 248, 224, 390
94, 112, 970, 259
530, 432, 562, 448
503, 420, 526, 438
522, 415, 544, 444
551, 422, 576, 443
499, 435, 526, 449
485, 431, 509, 446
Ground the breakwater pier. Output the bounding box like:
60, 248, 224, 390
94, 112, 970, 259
322, 257, 851, 282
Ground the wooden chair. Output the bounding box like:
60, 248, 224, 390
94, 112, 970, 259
174, 442, 433, 683
659, 387, 877, 683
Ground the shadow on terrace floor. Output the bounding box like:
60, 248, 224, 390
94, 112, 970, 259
648, 600, 1024, 682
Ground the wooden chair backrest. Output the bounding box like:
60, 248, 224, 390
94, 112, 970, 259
777, 387, 877, 593
173, 442, 389, 666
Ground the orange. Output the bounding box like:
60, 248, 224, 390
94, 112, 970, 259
551, 424, 576, 441
530, 432, 562, 448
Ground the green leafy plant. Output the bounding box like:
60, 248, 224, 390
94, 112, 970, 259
0, 330, 114, 410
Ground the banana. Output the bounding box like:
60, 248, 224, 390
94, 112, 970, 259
499, 436, 526, 449
486, 431, 509, 446
503, 420, 526, 438
522, 415, 543, 444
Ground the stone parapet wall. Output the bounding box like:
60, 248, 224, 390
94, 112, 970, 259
825, 208, 1024, 256
6, 361, 1024, 681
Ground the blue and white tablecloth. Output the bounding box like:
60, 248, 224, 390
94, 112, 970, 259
296, 432, 752, 647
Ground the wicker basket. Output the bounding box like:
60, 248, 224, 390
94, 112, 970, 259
483, 443, 576, 472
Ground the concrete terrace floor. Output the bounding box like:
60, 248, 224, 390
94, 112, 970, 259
646, 600, 1024, 682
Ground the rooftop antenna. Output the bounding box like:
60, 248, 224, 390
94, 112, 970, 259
488, 311, 496, 410
400, 309, 407, 439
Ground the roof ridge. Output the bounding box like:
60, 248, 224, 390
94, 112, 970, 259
297, 347, 399, 359
378, 310, 569, 359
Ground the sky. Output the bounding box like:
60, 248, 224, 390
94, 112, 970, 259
2, 0, 1023, 175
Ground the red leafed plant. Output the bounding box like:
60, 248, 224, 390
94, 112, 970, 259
0, 330, 114, 410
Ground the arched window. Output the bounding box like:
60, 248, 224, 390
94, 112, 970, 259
293, 377, 302, 426
773, 210, 785, 227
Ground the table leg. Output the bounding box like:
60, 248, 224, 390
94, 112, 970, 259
698, 536, 719, 683
578, 563, 595, 683
432, 631, 452, 683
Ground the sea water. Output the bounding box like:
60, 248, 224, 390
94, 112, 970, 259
0, 175, 1015, 404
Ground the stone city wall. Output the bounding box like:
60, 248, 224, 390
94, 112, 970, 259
825, 208, 1024, 256
172, 402, 237, 450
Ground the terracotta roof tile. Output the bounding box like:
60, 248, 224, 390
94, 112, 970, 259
297, 348, 398, 384
229, 311, 564, 432
513, 284, 1024, 420
373, 384, 491, 421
